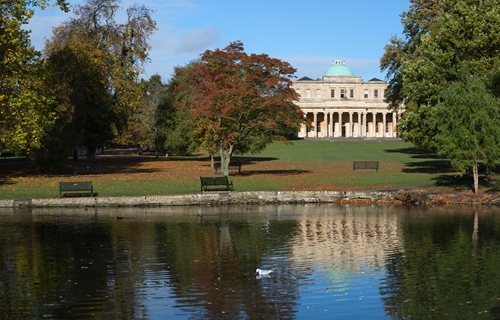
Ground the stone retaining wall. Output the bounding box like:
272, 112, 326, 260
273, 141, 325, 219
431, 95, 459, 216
0, 190, 398, 208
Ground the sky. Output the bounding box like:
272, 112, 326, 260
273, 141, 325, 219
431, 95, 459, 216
27, 0, 410, 82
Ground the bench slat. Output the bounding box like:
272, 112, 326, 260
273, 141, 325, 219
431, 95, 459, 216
59, 181, 94, 198
214, 161, 242, 174
353, 161, 379, 172
200, 176, 233, 192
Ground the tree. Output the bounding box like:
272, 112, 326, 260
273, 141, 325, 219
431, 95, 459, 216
156, 62, 200, 156
43, 41, 117, 163
186, 41, 305, 176
117, 74, 164, 154
0, 0, 69, 153
380, 0, 500, 150
43, 0, 156, 162
436, 75, 500, 194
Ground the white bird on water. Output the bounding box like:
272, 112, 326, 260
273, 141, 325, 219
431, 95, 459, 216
256, 268, 275, 276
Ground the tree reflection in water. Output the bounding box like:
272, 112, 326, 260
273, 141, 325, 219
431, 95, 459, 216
0, 205, 500, 319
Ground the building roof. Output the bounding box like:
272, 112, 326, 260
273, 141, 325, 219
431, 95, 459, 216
368, 77, 384, 82
297, 76, 315, 81
323, 60, 354, 77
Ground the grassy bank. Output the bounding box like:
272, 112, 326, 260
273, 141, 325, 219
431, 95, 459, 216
0, 140, 495, 199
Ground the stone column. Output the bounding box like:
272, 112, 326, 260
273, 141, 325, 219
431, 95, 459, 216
362, 112, 367, 138
358, 112, 362, 137
328, 112, 333, 137
337, 112, 343, 137
382, 112, 387, 138
372, 112, 377, 137
334, 113, 339, 138
321, 111, 328, 138
348, 112, 353, 137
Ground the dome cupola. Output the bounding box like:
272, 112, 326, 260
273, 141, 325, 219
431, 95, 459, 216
323, 60, 354, 77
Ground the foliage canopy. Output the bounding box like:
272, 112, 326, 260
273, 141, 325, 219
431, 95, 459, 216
0, 0, 69, 152
43, 0, 156, 162
185, 41, 305, 176
156, 62, 200, 156
436, 76, 500, 194
381, 0, 500, 151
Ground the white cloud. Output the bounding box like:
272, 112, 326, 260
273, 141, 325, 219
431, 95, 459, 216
142, 24, 214, 80
177, 27, 219, 54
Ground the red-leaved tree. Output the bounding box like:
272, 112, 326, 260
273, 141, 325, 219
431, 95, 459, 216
186, 41, 305, 176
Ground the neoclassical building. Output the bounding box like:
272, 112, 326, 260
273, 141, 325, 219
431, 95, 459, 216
292, 60, 402, 139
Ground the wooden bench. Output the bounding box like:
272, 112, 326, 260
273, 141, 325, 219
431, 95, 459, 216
59, 181, 95, 198
74, 165, 102, 176
214, 160, 242, 174
353, 161, 379, 172
200, 176, 234, 192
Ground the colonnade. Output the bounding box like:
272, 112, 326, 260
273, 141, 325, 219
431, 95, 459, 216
300, 110, 400, 139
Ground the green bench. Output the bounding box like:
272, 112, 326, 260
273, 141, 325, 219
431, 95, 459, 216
214, 160, 242, 174
59, 181, 95, 198
353, 161, 379, 172
200, 176, 233, 192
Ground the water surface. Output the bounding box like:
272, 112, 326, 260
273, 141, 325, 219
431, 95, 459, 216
1, 205, 500, 319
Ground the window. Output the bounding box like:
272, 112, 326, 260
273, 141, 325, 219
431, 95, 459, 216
296, 89, 301, 97
364, 89, 369, 99
340, 89, 346, 98
330, 89, 335, 98
306, 89, 311, 99
374, 89, 379, 98
350, 89, 354, 99
316, 89, 321, 99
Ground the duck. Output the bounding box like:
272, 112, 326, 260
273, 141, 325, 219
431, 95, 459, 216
256, 268, 275, 276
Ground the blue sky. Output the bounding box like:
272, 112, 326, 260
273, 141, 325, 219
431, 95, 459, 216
28, 0, 410, 82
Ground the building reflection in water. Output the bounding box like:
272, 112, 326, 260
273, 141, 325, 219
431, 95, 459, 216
286, 205, 404, 283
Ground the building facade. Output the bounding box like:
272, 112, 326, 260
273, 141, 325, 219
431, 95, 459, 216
292, 60, 402, 139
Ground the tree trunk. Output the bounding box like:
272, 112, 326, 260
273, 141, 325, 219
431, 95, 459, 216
210, 154, 215, 170
87, 145, 96, 163
219, 144, 233, 177
473, 161, 479, 194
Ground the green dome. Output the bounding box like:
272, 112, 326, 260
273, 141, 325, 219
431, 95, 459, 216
323, 60, 354, 77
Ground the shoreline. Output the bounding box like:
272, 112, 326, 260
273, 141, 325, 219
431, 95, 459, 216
1, 189, 500, 208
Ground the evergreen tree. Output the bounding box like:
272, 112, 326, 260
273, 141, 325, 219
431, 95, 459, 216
436, 75, 500, 194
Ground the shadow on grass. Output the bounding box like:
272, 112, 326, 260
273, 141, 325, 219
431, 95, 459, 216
0, 158, 35, 184
384, 147, 427, 154
384, 147, 442, 159
70, 155, 280, 176
0, 152, 281, 182
402, 160, 452, 174
237, 169, 310, 176
431, 171, 498, 192
222, 156, 279, 164
432, 174, 471, 190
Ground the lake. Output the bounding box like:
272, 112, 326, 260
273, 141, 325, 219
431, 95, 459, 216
1, 204, 500, 319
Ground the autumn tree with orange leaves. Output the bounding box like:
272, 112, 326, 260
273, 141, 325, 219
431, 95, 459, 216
186, 41, 305, 176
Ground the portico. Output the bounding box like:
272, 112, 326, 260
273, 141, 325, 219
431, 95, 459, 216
301, 109, 399, 138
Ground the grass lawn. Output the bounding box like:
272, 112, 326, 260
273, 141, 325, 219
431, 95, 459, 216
1, 140, 496, 199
